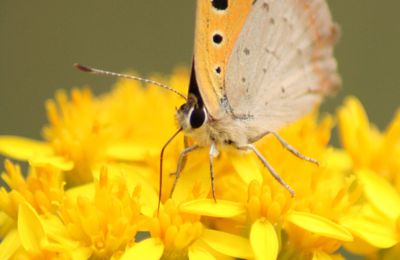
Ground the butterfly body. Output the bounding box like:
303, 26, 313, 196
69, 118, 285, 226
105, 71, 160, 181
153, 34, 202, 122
176, 65, 252, 149
171, 0, 340, 198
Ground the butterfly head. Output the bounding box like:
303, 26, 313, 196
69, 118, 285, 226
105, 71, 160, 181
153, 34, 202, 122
176, 94, 207, 132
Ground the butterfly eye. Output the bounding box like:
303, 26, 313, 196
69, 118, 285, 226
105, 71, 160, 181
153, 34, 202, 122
189, 108, 206, 129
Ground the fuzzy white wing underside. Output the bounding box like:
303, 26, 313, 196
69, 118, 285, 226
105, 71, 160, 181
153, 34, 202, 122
225, 0, 340, 142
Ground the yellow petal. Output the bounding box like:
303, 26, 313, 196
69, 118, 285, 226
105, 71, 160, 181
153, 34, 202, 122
321, 149, 352, 172
172, 159, 210, 204
384, 110, 400, 143
287, 211, 353, 242
93, 163, 159, 216
0, 229, 20, 260
41, 214, 80, 251
65, 183, 95, 201
201, 229, 253, 259
312, 250, 335, 260
230, 152, 262, 185
188, 243, 216, 260
357, 169, 400, 220
338, 97, 369, 135
120, 238, 164, 260
31, 155, 74, 171
343, 235, 378, 255
180, 199, 245, 218
340, 211, 398, 248
70, 247, 93, 260
0, 211, 14, 237
250, 219, 279, 260
18, 202, 45, 253
106, 143, 158, 161
189, 239, 232, 260
337, 97, 373, 156
0, 136, 52, 161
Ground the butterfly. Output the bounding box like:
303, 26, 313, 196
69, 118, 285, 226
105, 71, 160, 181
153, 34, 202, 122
76, 0, 340, 209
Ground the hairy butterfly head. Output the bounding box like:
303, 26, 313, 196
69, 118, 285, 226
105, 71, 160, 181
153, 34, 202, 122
176, 94, 207, 132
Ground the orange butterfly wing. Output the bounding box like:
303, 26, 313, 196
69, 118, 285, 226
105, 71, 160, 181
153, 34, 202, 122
193, 0, 254, 119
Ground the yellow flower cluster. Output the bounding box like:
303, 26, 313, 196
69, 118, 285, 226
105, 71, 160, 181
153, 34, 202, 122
0, 69, 399, 259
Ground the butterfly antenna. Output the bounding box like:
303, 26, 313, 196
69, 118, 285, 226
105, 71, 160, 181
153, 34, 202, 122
158, 127, 183, 215
74, 63, 187, 100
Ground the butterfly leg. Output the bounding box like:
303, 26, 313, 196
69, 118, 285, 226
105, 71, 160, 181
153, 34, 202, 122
239, 144, 295, 197
169, 145, 199, 198
209, 143, 219, 202
169, 136, 191, 177
267, 131, 319, 165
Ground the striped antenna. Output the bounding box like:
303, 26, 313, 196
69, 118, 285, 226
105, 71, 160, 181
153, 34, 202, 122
74, 63, 187, 100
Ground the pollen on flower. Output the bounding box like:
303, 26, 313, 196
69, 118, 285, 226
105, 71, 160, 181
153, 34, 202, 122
43, 88, 109, 185
0, 160, 64, 219
57, 167, 143, 258
39, 69, 189, 187
149, 200, 203, 257
246, 180, 292, 223
293, 173, 363, 224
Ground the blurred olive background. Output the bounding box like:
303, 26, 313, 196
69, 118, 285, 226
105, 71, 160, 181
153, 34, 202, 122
1, 0, 399, 140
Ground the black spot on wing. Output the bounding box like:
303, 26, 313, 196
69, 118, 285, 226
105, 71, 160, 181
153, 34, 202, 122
270, 18, 275, 25
213, 33, 223, 44
262, 2, 269, 11
212, 0, 228, 10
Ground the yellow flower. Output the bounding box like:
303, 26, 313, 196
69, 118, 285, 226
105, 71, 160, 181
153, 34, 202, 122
0, 166, 146, 259
205, 112, 356, 260
123, 199, 253, 260
0, 161, 66, 258
338, 96, 400, 191
0, 68, 188, 187
338, 97, 400, 258
0, 71, 399, 259
0, 160, 64, 219
120, 161, 253, 259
